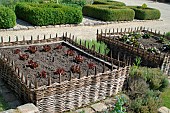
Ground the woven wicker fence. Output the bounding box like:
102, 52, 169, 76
0, 34, 129, 112
96, 27, 167, 68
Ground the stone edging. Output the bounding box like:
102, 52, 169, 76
0, 19, 163, 32
1, 103, 39, 113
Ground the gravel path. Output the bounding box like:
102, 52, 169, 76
0, 0, 170, 41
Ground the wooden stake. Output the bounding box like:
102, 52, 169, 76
52, 57, 54, 62
16, 36, 18, 42
105, 29, 107, 36
50, 34, 52, 39
31, 35, 33, 44
1, 36, 3, 44
70, 71, 72, 81
21, 73, 24, 83
95, 66, 97, 75
29, 81, 32, 89
103, 63, 105, 73
111, 60, 113, 71
9, 36, 11, 42
56, 33, 58, 39
87, 69, 89, 77
44, 34, 46, 40
59, 73, 61, 84
34, 77, 38, 89
48, 76, 51, 86
25, 75, 28, 85
79, 71, 81, 79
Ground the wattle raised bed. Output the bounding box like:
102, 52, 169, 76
96, 27, 169, 68
0, 36, 129, 112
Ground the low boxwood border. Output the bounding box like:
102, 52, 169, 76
15, 3, 83, 26
0, 6, 16, 29
128, 6, 161, 20
93, 0, 126, 6
83, 5, 135, 21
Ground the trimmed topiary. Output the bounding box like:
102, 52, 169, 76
15, 3, 82, 26
83, 5, 135, 21
129, 6, 161, 20
93, 0, 126, 6
0, 6, 16, 29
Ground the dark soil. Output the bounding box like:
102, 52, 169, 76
138, 37, 164, 50
0, 42, 111, 87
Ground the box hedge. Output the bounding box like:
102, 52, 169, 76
129, 6, 161, 20
93, 0, 126, 6
0, 6, 16, 29
83, 5, 135, 21
15, 3, 83, 26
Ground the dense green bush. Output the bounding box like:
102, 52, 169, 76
0, 6, 16, 28
93, 0, 126, 6
165, 32, 170, 40
83, 5, 135, 21
129, 6, 161, 20
15, 3, 82, 26
130, 66, 168, 91
124, 66, 168, 113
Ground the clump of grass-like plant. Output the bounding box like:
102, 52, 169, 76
76, 39, 110, 55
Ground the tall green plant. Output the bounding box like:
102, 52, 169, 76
76, 39, 110, 55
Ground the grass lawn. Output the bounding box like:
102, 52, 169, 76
0, 95, 8, 112
161, 86, 170, 108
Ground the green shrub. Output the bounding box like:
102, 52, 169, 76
141, 3, 147, 9
15, 3, 82, 26
129, 66, 168, 91
83, 5, 135, 21
129, 6, 161, 20
0, 6, 16, 28
165, 32, 170, 40
93, 0, 126, 6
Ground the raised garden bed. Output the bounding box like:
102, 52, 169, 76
97, 27, 169, 68
0, 42, 112, 87
0, 35, 129, 112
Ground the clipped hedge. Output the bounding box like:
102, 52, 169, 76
15, 3, 83, 26
83, 5, 135, 21
93, 0, 126, 6
0, 6, 16, 28
129, 6, 161, 20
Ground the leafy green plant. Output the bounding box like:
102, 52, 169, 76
141, 3, 147, 9
147, 47, 160, 54
111, 95, 127, 113
142, 33, 150, 39
0, 95, 9, 112
133, 57, 141, 68
157, 36, 165, 43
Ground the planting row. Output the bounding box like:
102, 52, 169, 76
0, 42, 111, 86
